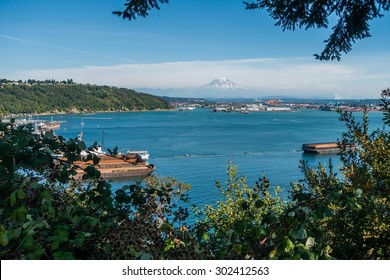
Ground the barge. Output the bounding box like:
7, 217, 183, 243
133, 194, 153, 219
72, 152, 155, 179
302, 142, 355, 154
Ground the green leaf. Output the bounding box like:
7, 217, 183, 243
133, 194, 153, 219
53, 251, 75, 260
297, 228, 307, 240
17, 189, 26, 200
241, 201, 249, 210
252, 225, 267, 238
315, 206, 332, 219
22, 235, 35, 250
87, 217, 99, 227
232, 244, 243, 254
201, 232, 209, 241
12, 206, 27, 222
164, 240, 175, 252
54, 229, 69, 243
255, 199, 264, 208
284, 237, 294, 252
77, 141, 87, 151
161, 223, 173, 232
140, 252, 153, 260
28, 247, 44, 259
347, 200, 355, 210
324, 207, 332, 217
10, 191, 16, 207
307, 251, 315, 260
314, 208, 324, 219
269, 249, 277, 258
74, 235, 86, 247
0, 231, 10, 246
289, 227, 298, 240
51, 240, 60, 251
12, 227, 22, 239
41, 190, 52, 200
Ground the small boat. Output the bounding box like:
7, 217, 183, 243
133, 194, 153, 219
126, 150, 149, 161
39, 117, 63, 130
302, 142, 355, 154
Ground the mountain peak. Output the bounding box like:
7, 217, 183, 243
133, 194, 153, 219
202, 77, 245, 90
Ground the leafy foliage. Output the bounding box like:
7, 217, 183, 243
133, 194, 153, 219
198, 163, 286, 259
0, 121, 194, 259
0, 82, 171, 114
381, 88, 390, 125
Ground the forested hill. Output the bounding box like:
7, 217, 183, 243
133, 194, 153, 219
0, 82, 171, 114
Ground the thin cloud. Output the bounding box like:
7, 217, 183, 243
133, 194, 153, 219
0, 34, 137, 63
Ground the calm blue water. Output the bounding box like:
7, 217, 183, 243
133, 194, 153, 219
43, 109, 384, 207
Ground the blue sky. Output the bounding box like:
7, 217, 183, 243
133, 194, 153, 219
1, 0, 390, 98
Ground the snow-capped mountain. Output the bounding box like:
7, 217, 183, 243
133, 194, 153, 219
201, 77, 245, 90
136, 77, 251, 99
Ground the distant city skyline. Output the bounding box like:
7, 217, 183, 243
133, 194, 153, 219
1, 0, 390, 99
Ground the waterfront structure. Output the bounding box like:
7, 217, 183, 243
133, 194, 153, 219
71, 152, 155, 179
1, 115, 63, 132
302, 142, 355, 154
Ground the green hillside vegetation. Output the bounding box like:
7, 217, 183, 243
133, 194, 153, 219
0, 81, 171, 114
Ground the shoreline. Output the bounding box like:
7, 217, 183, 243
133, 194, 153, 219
2, 108, 176, 118
2, 107, 384, 120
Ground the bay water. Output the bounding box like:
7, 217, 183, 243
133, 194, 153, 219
45, 109, 384, 208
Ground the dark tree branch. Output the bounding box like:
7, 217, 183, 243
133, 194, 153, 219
114, 0, 389, 61
113, 0, 169, 20
244, 0, 390, 60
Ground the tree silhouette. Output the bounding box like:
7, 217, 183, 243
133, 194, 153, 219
113, 0, 168, 20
